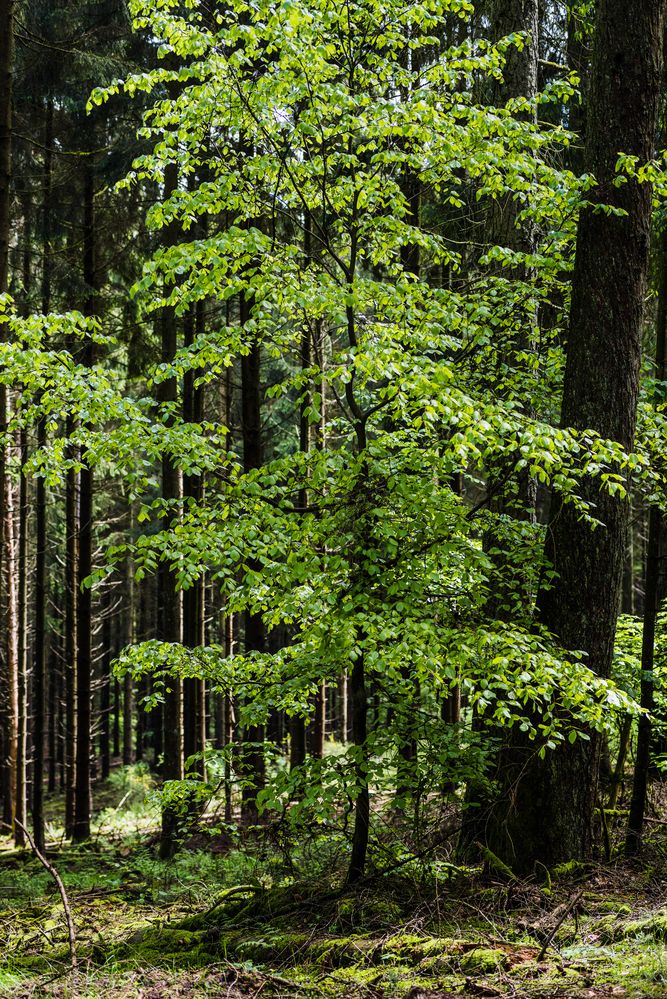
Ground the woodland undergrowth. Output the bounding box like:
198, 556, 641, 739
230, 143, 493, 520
3, 770, 667, 998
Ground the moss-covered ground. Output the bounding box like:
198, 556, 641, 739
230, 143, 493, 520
3, 774, 667, 997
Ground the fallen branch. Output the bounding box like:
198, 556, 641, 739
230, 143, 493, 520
15, 820, 77, 971
537, 889, 584, 962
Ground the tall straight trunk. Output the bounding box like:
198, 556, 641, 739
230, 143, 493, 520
158, 157, 184, 859
73, 159, 99, 842
64, 449, 78, 837
345, 364, 371, 884
99, 583, 112, 780
33, 94, 54, 845
223, 612, 234, 824
73, 567, 92, 823
8, 456, 23, 847
347, 645, 369, 883
13, 187, 31, 848
240, 325, 266, 822
0, 0, 15, 840
123, 524, 135, 767
486, 0, 666, 872
336, 672, 348, 745
290, 294, 311, 770
0, 0, 13, 293
182, 300, 206, 777
491, 0, 538, 104
16, 425, 27, 841
308, 684, 326, 758
47, 636, 58, 794
625, 225, 667, 854
566, 3, 590, 173
484, 0, 539, 612
394, 166, 421, 800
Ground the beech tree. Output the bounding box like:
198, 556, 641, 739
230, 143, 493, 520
86, 0, 641, 881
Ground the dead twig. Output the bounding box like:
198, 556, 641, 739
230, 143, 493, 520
15, 820, 77, 971
537, 889, 584, 962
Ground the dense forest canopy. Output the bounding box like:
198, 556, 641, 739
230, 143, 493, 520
3, 0, 667, 995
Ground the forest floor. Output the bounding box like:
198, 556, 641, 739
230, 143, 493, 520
2, 770, 667, 998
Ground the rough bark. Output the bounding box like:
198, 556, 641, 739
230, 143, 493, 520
625, 224, 667, 854
73, 160, 99, 842
485, 0, 666, 871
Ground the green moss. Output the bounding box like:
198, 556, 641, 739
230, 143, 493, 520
617, 910, 667, 941
595, 899, 632, 915
459, 947, 508, 973
550, 859, 589, 880
309, 934, 374, 967
233, 932, 312, 963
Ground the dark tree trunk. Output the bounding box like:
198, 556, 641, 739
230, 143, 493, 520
566, 2, 590, 173
240, 323, 266, 822
182, 301, 206, 777
64, 451, 78, 838
0, 0, 16, 843
291, 310, 311, 770
32, 415, 46, 846
308, 684, 326, 759
47, 637, 58, 795
483, 0, 539, 610
15, 191, 31, 847
73, 159, 99, 842
485, 0, 666, 872
347, 650, 369, 883
625, 225, 667, 854
158, 157, 184, 859
123, 539, 135, 767
99, 584, 112, 781
34, 94, 54, 839
12, 429, 25, 849
0, 0, 13, 293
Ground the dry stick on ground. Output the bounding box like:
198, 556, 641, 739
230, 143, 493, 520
15, 820, 77, 971
537, 889, 584, 962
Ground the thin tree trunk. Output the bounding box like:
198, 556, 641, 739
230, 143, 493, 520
73, 158, 99, 842
14, 187, 31, 848
64, 452, 78, 837
625, 223, 667, 853
182, 300, 206, 777
223, 612, 234, 824
33, 94, 54, 844
99, 584, 112, 780
47, 637, 58, 794
0, 0, 14, 293
240, 329, 266, 822
123, 524, 135, 767
158, 156, 184, 859
0, 0, 17, 844
290, 308, 311, 770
